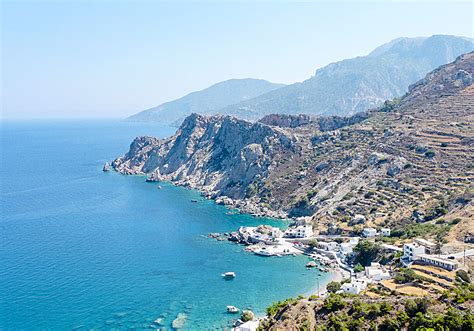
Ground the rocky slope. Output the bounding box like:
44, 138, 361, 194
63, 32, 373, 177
113, 52, 473, 237
222, 35, 473, 120
126, 78, 284, 124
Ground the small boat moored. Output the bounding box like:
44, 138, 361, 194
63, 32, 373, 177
226, 305, 240, 314
222, 272, 236, 279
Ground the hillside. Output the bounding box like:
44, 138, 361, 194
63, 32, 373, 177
113, 52, 474, 239
127, 78, 284, 124
221, 35, 473, 120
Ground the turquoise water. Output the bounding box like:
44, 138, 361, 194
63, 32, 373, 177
0, 120, 330, 329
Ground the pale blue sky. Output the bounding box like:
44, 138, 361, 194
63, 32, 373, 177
1, 1, 473, 119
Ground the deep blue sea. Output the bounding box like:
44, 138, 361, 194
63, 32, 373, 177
0, 120, 330, 330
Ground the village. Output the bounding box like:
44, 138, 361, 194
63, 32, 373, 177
210, 214, 473, 298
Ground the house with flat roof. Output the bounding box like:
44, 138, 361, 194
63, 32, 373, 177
284, 225, 313, 238
414, 238, 437, 254
341, 280, 367, 294
362, 227, 377, 237
380, 228, 391, 237
403, 243, 425, 261
418, 254, 459, 271
365, 262, 391, 281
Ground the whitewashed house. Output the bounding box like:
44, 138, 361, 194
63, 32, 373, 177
365, 262, 391, 281
271, 227, 283, 238
349, 237, 359, 246
284, 225, 313, 238
403, 243, 426, 261
362, 227, 377, 237
322, 241, 339, 251
339, 242, 353, 255
414, 238, 437, 254
353, 214, 366, 224
380, 228, 391, 237
341, 280, 367, 294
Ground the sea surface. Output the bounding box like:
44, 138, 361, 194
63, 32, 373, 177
0, 120, 331, 330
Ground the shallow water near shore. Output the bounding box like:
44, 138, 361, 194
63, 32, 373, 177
0, 120, 332, 329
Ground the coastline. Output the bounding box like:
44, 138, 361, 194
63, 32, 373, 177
113, 168, 289, 219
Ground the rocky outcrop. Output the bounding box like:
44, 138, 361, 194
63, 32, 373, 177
113, 113, 298, 216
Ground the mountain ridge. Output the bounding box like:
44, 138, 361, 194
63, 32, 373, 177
127, 78, 285, 124
221, 35, 474, 120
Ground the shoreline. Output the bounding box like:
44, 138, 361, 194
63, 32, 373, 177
113, 168, 290, 219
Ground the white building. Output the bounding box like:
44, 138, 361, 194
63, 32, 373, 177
403, 243, 426, 261
271, 228, 283, 238
414, 238, 437, 254
362, 227, 377, 237
349, 237, 359, 246
380, 228, 391, 237
418, 254, 459, 271
353, 214, 366, 224
365, 262, 391, 281
318, 241, 339, 251
235, 320, 259, 331
341, 280, 367, 294
284, 225, 313, 238
339, 242, 353, 255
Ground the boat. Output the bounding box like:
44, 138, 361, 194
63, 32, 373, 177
157, 185, 162, 189
102, 162, 111, 172
255, 249, 273, 256
226, 306, 240, 314
222, 272, 236, 279
191, 199, 198, 203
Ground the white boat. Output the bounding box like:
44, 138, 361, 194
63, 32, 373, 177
255, 249, 273, 256
227, 305, 240, 313
222, 272, 236, 279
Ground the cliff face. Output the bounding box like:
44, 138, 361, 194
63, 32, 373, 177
113, 114, 298, 216
114, 53, 474, 234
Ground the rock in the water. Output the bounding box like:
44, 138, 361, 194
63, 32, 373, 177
172, 313, 187, 329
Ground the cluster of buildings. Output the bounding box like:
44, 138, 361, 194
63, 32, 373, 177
317, 237, 359, 257
283, 224, 313, 238
402, 239, 459, 271
362, 227, 390, 238
340, 262, 391, 294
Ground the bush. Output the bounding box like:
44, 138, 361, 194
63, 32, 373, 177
353, 263, 365, 273
266, 297, 298, 317
240, 310, 254, 322
394, 268, 417, 284
323, 294, 347, 312
456, 270, 470, 283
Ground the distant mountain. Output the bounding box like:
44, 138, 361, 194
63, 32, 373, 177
220, 35, 474, 120
127, 79, 285, 124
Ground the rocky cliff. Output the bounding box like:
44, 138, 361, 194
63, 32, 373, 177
114, 53, 473, 238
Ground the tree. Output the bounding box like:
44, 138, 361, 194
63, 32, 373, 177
353, 240, 381, 266
326, 281, 341, 293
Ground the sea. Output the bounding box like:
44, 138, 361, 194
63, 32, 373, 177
0, 120, 332, 330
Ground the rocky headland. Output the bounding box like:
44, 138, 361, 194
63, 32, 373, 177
113, 52, 473, 241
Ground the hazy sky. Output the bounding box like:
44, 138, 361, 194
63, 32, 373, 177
1, 1, 473, 119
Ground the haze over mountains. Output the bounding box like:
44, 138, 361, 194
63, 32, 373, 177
127, 79, 285, 124
128, 35, 473, 124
